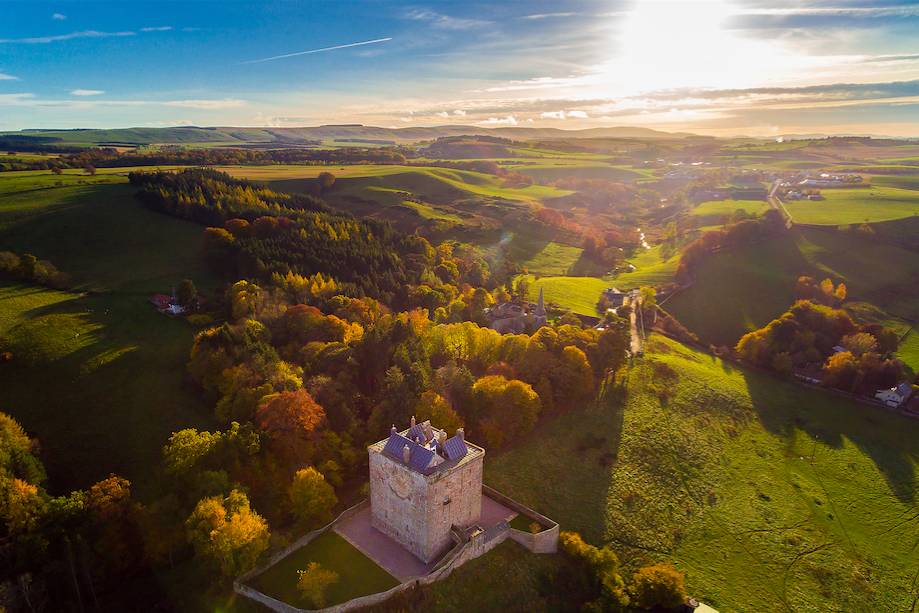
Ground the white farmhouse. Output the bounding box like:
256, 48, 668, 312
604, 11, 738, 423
875, 383, 915, 408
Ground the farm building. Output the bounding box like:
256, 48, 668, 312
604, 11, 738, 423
875, 382, 915, 408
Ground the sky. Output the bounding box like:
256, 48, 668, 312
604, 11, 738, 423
2, 0, 919, 137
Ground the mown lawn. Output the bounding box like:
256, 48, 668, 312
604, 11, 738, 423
784, 185, 919, 224
488, 334, 919, 612
248, 531, 398, 609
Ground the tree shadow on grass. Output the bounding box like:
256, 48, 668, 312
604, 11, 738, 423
484, 387, 625, 543
742, 367, 918, 504
0, 288, 212, 496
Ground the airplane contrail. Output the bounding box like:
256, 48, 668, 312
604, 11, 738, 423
242, 37, 393, 64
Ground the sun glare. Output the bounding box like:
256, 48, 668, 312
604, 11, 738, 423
605, 0, 794, 94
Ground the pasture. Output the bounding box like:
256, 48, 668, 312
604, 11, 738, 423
221, 164, 574, 205
486, 334, 919, 612
518, 275, 609, 316
690, 198, 769, 225
783, 185, 919, 224
666, 226, 919, 346
0, 172, 218, 495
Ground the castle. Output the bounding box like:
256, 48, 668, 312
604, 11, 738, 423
368, 418, 485, 563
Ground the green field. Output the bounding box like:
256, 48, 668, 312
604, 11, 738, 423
784, 186, 919, 224
613, 244, 681, 289
486, 334, 919, 612
0, 172, 217, 495
690, 198, 769, 225
519, 275, 609, 316
871, 174, 919, 191
223, 164, 573, 205
248, 531, 398, 608
666, 227, 919, 346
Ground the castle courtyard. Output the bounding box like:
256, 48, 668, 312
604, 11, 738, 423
334, 493, 518, 581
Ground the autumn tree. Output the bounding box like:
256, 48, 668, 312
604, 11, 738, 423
288, 467, 337, 528
317, 172, 336, 194
840, 332, 877, 357
186, 489, 269, 577
85, 475, 145, 576
256, 389, 326, 467
559, 531, 629, 610
823, 351, 858, 391
298, 562, 339, 608
629, 563, 687, 610
472, 375, 541, 448
413, 390, 463, 434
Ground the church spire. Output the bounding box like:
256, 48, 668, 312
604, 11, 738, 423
535, 286, 546, 316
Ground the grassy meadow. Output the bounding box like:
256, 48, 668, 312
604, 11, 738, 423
690, 198, 769, 225
0, 171, 217, 495
518, 274, 609, 316
666, 226, 919, 346
486, 334, 919, 612
784, 185, 919, 225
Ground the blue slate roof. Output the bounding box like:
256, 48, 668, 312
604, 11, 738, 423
381, 432, 436, 472
442, 435, 468, 461
382, 432, 413, 457
407, 423, 426, 443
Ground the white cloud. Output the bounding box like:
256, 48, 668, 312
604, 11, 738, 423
140, 26, 173, 32
163, 98, 246, 109
734, 6, 919, 18
405, 8, 490, 30
0, 30, 135, 44
540, 110, 588, 119
453, 109, 466, 116
71, 89, 104, 96
0, 70, 18, 81
51, 13, 66, 21
522, 12, 577, 20
478, 115, 518, 126
435, 111, 449, 117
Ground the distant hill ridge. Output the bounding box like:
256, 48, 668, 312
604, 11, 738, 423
2, 124, 698, 147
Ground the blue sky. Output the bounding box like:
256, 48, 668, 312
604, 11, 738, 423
2, 0, 919, 136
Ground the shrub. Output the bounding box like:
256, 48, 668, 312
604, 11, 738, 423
629, 563, 687, 610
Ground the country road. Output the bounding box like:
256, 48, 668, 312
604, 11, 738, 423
629, 294, 644, 356
768, 179, 794, 228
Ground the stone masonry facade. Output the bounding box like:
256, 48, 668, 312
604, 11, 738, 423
368, 423, 484, 563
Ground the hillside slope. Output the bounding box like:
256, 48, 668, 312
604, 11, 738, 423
487, 334, 919, 612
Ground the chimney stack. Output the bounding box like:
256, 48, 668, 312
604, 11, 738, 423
390, 425, 397, 434
402, 444, 411, 464
437, 430, 447, 446
456, 427, 464, 441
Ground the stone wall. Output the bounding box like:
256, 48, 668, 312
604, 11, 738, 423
236, 487, 556, 613
482, 485, 559, 554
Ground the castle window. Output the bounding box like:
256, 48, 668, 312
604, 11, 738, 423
443, 496, 451, 506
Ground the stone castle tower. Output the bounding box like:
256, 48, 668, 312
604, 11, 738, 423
368, 418, 484, 563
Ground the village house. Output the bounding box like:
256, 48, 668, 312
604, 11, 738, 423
875, 382, 915, 408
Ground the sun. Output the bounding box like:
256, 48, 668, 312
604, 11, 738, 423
604, 0, 790, 94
